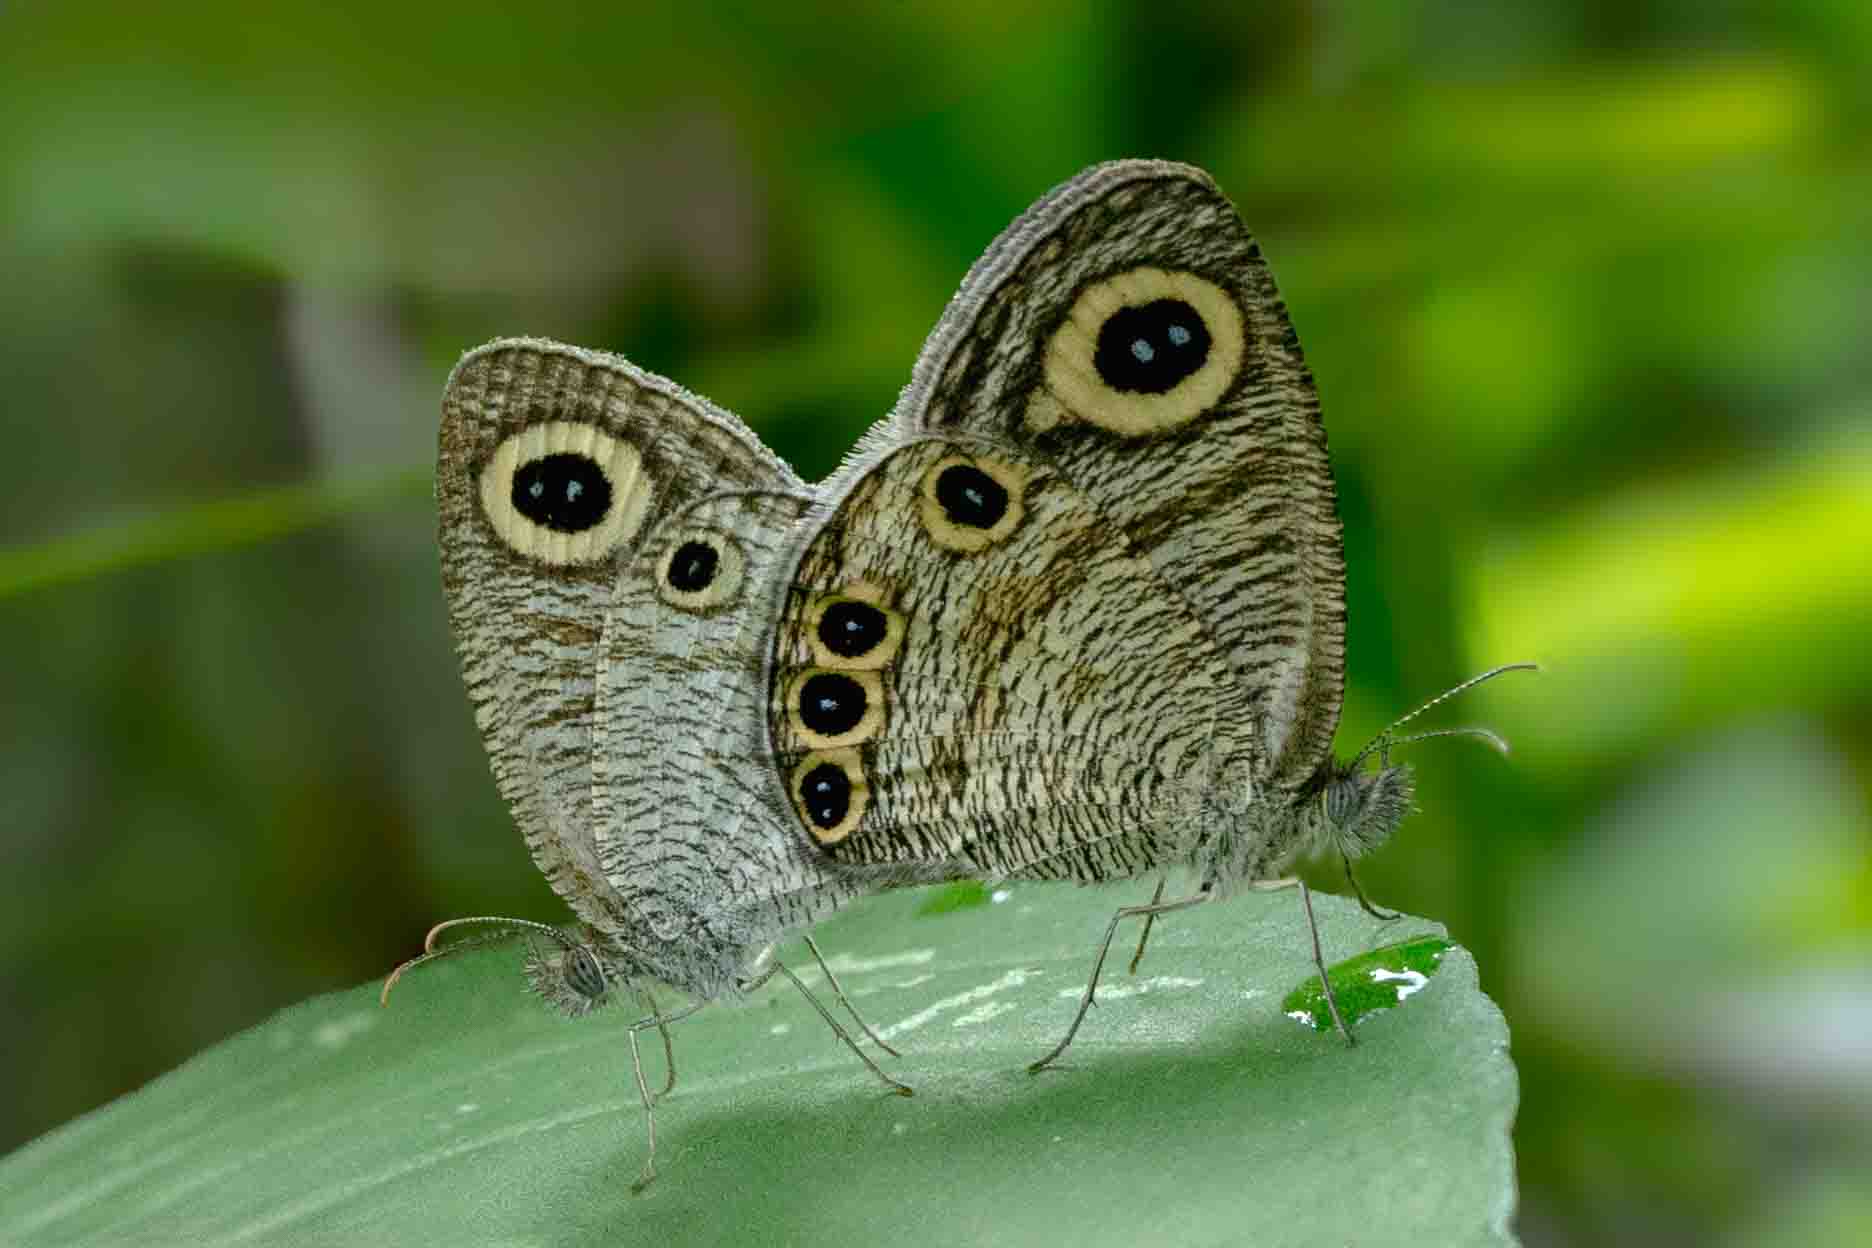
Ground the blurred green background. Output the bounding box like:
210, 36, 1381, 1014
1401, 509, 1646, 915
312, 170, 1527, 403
2, 2, 1868, 1243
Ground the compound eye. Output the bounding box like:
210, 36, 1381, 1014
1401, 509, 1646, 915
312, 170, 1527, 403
562, 945, 608, 1001
478, 422, 653, 564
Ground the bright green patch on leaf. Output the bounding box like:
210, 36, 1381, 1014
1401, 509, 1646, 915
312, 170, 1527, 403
913, 878, 992, 915
1283, 934, 1457, 1031
0, 887, 1516, 1247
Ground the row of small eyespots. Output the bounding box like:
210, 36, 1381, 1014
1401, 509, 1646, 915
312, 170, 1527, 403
789, 588, 905, 844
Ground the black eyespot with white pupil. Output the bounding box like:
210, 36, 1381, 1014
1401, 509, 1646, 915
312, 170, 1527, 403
934, 464, 1008, 530
818, 600, 889, 659
801, 761, 851, 830
666, 539, 719, 593
1094, 299, 1211, 395
798, 672, 867, 737
512, 453, 612, 533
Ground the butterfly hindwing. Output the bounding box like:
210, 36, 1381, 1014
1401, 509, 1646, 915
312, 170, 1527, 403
437, 337, 813, 952
766, 435, 1260, 881
592, 486, 861, 993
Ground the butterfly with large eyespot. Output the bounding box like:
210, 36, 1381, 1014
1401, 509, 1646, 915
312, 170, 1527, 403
389, 159, 1532, 1195
750, 158, 1533, 1068
389, 339, 926, 1192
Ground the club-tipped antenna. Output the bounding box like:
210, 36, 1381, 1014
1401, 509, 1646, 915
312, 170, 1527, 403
380, 915, 581, 1007
1349, 662, 1540, 771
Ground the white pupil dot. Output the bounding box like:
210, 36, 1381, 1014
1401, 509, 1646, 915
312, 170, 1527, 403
566, 479, 583, 500
1130, 338, 1155, 364
528, 480, 544, 498
1168, 324, 1191, 347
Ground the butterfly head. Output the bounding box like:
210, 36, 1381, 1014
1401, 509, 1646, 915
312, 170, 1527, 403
379, 914, 631, 1018
1319, 758, 1415, 860
524, 933, 621, 1017
1314, 662, 1541, 862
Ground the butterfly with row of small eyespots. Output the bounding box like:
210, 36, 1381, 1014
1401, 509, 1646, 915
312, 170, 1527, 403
404, 158, 1528, 1187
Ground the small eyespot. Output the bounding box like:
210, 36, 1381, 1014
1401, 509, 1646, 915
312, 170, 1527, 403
787, 667, 885, 749
1026, 267, 1245, 437
478, 421, 652, 565
791, 748, 867, 845
806, 583, 905, 670
935, 464, 1008, 528
656, 529, 745, 612
666, 540, 719, 593
820, 600, 887, 657
918, 453, 1027, 553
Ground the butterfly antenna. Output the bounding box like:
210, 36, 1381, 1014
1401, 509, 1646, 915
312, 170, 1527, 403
380, 916, 580, 1006
1349, 662, 1540, 770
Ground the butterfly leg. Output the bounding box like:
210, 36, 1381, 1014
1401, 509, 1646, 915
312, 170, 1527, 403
1029, 886, 1214, 1075
1299, 879, 1355, 1045
625, 1019, 663, 1193
619, 997, 710, 1193
1125, 876, 1169, 975
803, 933, 902, 1058
1343, 855, 1401, 921
770, 961, 914, 1097
1249, 876, 1355, 1047
636, 986, 679, 1101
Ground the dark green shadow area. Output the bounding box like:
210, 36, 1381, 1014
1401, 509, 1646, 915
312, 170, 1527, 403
0, 885, 1517, 1247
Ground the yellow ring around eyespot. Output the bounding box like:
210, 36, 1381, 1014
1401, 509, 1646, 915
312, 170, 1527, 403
655, 529, 746, 613
477, 421, 653, 565
917, 453, 1028, 554
805, 582, 906, 671
791, 748, 867, 846
1027, 267, 1245, 438
787, 667, 887, 751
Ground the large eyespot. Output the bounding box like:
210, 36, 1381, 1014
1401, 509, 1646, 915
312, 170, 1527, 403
806, 582, 905, 671
655, 528, 745, 612
1026, 267, 1245, 437
478, 421, 652, 565
787, 667, 885, 749
791, 748, 867, 845
918, 453, 1027, 553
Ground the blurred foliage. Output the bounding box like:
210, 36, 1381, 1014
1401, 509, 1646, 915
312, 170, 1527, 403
1, 2, 1867, 1245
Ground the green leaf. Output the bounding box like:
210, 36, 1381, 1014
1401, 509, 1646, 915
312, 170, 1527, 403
1283, 934, 1459, 1031
0, 885, 1518, 1247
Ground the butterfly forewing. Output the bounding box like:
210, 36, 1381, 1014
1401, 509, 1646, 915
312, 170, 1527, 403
893, 162, 1347, 798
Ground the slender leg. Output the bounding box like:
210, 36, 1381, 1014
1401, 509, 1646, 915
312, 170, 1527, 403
1298, 880, 1354, 1047
1250, 878, 1355, 1047
637, 987, 678, 1101
1029, 887, 1214, 1075
803, 933, 901, 1058
1125, 876, 1168, 976
1343, 856, 1401, 921
626, 1021, 661, 1193
618, 998, 711, 1194
773, 962, 913, 1096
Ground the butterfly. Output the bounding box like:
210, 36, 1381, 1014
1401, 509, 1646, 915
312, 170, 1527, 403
745, 159, 1527, 1065
395, 159, 1528, 1186
398, 343, 916, 1190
